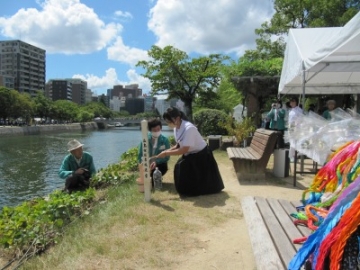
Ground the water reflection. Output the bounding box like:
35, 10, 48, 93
0, 128, 173, 209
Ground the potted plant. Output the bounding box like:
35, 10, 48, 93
223, 116, 256, 147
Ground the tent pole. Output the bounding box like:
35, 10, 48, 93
302, 61, 306, 108
301, 61, 305, 172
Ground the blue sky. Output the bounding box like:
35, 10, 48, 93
0, 0, 274, 96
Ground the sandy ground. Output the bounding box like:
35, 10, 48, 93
170, 153, 315, 270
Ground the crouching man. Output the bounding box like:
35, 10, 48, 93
59, 139, 96, 193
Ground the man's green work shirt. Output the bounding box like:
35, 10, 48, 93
138, 133, 170, 165
58, 152, 96, 179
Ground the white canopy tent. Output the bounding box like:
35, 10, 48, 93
279, 11, 360, 97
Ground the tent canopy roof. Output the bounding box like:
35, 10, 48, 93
279, 11, 360, 95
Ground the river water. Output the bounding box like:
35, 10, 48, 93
0, 127, 173, 210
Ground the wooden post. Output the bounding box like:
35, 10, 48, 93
141, 120, 151, 202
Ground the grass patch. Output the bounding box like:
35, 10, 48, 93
17, 151, 235, 270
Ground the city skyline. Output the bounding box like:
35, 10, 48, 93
1, 0, 275, 95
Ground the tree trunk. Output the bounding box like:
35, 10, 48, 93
183, 98, 193, 122
246, 81, 260, 122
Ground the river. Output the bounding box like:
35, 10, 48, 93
0, 127, 173, 210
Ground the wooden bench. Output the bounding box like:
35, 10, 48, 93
241, 196, 312, 270
227, 128, 278, 180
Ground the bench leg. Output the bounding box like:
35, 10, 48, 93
232, 160, 266, 181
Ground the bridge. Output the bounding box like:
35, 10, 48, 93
94, 118, 167, 129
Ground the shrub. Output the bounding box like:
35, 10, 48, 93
222, 116, 256, 144
193, 109, 228, 136
91, 147, 138, 189
0, 146, 139, 260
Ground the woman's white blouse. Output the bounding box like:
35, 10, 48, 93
173, 120, 206, 155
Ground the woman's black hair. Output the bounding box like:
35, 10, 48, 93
162, 106, 188, 123
147, 118, 162, 130
276, 99, 283, 107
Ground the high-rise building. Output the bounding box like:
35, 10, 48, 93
125, 98, 144, 115
107, 84, 142, 111
67, 78, 87, 105
0, 74, 14, 89
0, 40, 46, 96
45, 80, 72, 101
111, 84, 142, 99
45, 78, 88, 105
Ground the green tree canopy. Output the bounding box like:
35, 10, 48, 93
0, 87, 16, 121
137, 45, 228, 121
0, 87, 35, 123
252, 0, 360, 59
83, 101, 113, 119
51, 100, 78, 122
33, 91, 53, 119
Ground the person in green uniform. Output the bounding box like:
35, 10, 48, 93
59, 139, 96, 193
322, 100, 336, 120
136, 118, 171, 192
266, 99, 286, 148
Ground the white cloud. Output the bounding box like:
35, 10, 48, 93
126, 69, 151, 91
114, 10, 133, 19
148, 0, 274, 55
72, 68, 151, 94
107, 37, 150, 66
0, 0, 122, 54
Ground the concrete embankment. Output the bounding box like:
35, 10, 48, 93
0, 122, 98, 136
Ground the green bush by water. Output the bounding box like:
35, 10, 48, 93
0, 147, 139, 259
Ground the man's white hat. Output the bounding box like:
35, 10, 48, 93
67, 139, 84, 152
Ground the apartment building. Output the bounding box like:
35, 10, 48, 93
107, 84, 143, 111
111, 84, 142, 99
45, 78, 88, 105
45, 79, 72, 101
67, 78, 87, 105
0, 40, 46, 96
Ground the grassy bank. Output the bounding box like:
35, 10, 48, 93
1, 150, 239, 270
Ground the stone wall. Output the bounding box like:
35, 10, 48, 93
0, 122, 98, 136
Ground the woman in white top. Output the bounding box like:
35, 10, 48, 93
288, 97, 303, 162
156, 107, 224, 196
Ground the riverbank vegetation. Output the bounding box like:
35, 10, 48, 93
0, 147, 139, 268
0, 147, 235, 270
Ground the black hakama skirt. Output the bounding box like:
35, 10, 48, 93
174, 146, 224, 196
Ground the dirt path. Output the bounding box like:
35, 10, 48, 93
170, 153, 314, 270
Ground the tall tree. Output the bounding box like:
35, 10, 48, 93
137, 45, 227, 121
12, 92, 34, 124
213, 71, 244, 114
0, 88, 36, 124
0, 87, 15, 122
33, 91, 52, 120
83, 102, 113, 119
253, 0, 360, 58
51, 100, 78, 123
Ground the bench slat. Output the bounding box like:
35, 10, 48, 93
226, 147, 237, 159
227, 147, 261, 160
241, 196, 284, 270
236, 148, 260, 160
267, 198, 304, 251
250, 140, 266, 156
233, 147, 252, 160
255, 196, 297, 268
287, 201, 313, 237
